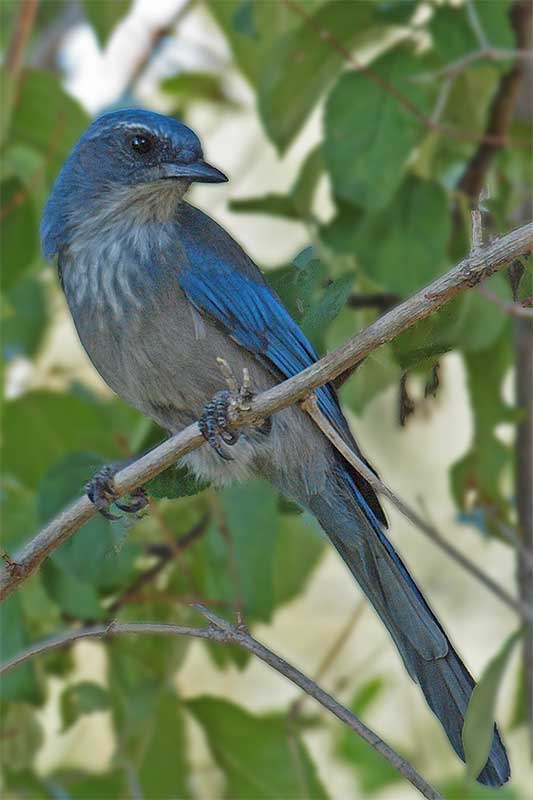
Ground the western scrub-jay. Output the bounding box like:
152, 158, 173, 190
41, 109, 509, 785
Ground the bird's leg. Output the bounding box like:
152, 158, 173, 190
199, 361, 271, 460
85, 464, 148, 520
198, 390, 239, 461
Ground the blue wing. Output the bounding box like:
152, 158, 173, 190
176, 204, 386, 525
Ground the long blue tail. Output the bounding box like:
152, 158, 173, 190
308, 465, 510, 787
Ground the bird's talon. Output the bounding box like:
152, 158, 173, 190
221, 429, 239, 445
200, 389, 239, 460
86, 466, 148, 520
115, 487, 149, 515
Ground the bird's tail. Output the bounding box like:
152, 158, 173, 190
308, 465, 510, 787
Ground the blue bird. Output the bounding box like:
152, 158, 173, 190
41, 109, 509, 785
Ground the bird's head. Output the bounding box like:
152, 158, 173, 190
41, 109, 227, 258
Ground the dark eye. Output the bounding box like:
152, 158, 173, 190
130, 134, 152, 154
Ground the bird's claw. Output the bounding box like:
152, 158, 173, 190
116, 487, 149, 514
85, 466, 148, 520
199, 390, 238, 461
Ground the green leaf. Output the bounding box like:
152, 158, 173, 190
230, 193, 300, 220
319, 198, 365, 256
207, 0, 299, 89
301, 273, 355, 348
10, 70, 89, 184
82, 0, 132, 46
453, 272, 509, 353
463, 629, 521, 782
136, 689, 190, 799
443, 66, 504, 143
2, 275, 48, 360
0, 178, 38, 291
341, 347, 400, 415
291, 145, 325, 217
220, 479, 280, 621
146, 463, 209, 499
1, 770, 53, 800
336, 677, 402, 793
41, 560, 105, 620
268, 254, 326, 324
0, 595, 42, 703
356, 176, 450, 295
0, 704, 43, 771
188, 696, 328, 799
372, 0, 418, 25
325, 47, 432, 210
0, 475, 37, 551
474, 0, 514, 50
2, 390, 138, 489
60, 681, 110, 732
258, 0, 374, 151
162, 71, 236, 110
37, 452, 139, 589
430, 1, 513, 65
273, 511, 324, 607
108, 644, 191, 800
429, 5, 479, 62
47, 770, 125, 800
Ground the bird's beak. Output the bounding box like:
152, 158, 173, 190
158, 160, 228, 183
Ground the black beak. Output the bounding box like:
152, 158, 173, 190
158, 160, 228, 183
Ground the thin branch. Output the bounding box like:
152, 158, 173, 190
281, 0, 529, 148
0, 606, 443, 800
301, 395, 533, 625
5, 0, 39, 83
413, 48, 533, 83
0, 222, 532, 603
465, 0, 491, 50
345, 291, 401, 310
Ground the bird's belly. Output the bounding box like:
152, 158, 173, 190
63, 264, 331, 496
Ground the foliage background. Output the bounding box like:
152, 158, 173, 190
1, 1, 532, 798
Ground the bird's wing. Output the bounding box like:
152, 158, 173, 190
175, 205, 386, 525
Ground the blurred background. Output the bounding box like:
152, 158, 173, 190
1, 1, 532, 798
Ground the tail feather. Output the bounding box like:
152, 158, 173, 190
308, 468, 510, 787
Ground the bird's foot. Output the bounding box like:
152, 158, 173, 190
199, 361, 271, 460
86, 465, 148, 520
199, 390, 239, 461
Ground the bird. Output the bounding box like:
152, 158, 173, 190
41, 108, 509, 786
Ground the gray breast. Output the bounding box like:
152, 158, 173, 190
60, 208, 333, 504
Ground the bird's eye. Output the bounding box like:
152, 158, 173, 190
130, 135, 153, 154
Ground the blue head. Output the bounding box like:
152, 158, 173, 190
41, 108, 227, 258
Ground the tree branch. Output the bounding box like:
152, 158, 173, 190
5, 0, 39, 84
0, 605, 442, 800
1, 222, 532, 603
